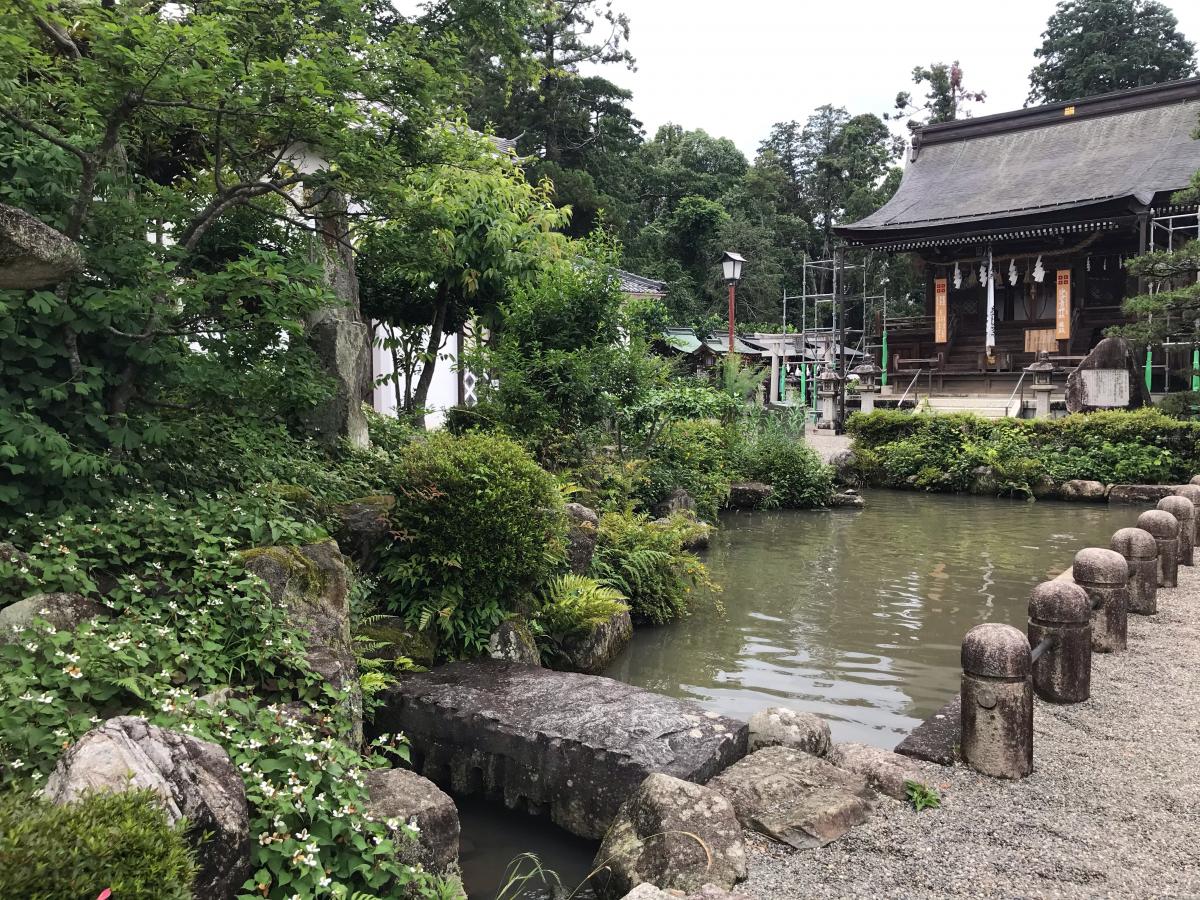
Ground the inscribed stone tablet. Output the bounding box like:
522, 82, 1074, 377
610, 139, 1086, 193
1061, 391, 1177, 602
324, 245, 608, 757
1081, 369, 1130, 408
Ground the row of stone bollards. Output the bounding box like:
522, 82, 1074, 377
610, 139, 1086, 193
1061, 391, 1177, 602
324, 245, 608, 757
959, 479, 1200, 779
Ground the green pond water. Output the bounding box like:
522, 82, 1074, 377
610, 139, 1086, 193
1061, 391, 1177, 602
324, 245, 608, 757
459, 490, 1134, 897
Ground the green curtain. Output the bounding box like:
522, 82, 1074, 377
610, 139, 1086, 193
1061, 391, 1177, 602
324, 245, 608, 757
799, 363, 807, 408
880, 329, 889, 387
1145, 347, 1153, 392
1192, 347, 1199, 392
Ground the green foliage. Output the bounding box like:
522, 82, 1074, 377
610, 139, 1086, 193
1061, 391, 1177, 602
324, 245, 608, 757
890, 61, 987, 131
376, 431, 567, 657
734, 413, 833, 508
530, 574, 629, 662
0, 492, 453, 898
904, 780, 941, 814
1028, 0, 1197, 104
1157, 391, 1200, 421
641, 419, 735, 521
534, 575, 629, 638
589, 511, 715, 625
0, 788, 196, 900
847, 408, 1200, 494
468, 232, 671, 464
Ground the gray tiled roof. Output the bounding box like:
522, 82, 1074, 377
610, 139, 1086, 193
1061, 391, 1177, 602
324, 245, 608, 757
840, 79, 1200, 240
617, 269, 668, 296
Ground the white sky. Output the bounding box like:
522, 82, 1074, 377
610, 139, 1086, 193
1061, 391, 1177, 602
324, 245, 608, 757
584, 0, 1200, 157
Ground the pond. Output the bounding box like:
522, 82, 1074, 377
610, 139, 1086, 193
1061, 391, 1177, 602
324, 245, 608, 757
459, 490, 1133, 897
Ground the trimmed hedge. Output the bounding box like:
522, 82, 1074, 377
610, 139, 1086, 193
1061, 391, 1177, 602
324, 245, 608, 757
846, 408, 1200, 494
0, 789, 196, 900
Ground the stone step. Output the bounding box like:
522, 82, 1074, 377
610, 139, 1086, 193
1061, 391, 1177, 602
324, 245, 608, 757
370, 660, 748, 840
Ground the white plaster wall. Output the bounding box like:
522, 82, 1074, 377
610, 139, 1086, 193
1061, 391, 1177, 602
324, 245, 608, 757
371, 323, 460, 430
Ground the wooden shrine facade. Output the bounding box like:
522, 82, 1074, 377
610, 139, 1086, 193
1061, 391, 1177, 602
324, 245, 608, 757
836, 78, 1200, 381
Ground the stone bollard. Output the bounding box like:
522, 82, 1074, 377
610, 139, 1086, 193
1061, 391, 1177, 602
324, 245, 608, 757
1157, 496, 1195, 567
1027, 581, 1091, 704
960, 623, 1033, 779
1072, 548, 1129, 653
1110, 528, 1159, 615
1137, 509, 1180, 589
1174, 484, 1200, 544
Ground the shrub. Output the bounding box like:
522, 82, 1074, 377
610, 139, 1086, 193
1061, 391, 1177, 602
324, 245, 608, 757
847, 407, 1200, 494
1157, 391, 1200, 421
531, 574, 629, 662
376, 431, 568, 657
0, 788, 196, 900
589, 511, 716, 625
642, 418, 735, 520
734, 415, 833, 508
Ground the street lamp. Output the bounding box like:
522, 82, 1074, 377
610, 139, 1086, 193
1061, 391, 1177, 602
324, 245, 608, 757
722, 251, 745, 353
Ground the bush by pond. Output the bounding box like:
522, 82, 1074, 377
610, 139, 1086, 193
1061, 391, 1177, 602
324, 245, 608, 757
847, 408, 1200, 494
376, 430, 568, 658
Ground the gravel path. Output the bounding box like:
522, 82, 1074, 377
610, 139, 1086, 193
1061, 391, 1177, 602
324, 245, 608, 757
804, 429, 851, 463
742, 560, 1200, 899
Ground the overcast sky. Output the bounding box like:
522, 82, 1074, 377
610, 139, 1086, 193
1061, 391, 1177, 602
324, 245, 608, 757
583, 0, 1200, 157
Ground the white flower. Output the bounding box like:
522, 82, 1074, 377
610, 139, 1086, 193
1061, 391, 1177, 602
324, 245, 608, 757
37, 692, 55, 703
10, 759, 23, 769
18, 692, 33, 702
31, 770, 43, 782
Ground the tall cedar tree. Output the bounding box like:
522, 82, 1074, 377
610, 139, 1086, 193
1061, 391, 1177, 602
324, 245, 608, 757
1029, 0, 1197, 104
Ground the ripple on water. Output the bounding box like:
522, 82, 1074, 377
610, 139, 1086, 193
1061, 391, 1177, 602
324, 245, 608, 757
604, 490, 1132, 748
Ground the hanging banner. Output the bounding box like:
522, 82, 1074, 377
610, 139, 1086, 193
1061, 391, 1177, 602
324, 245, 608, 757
1055, 269, 1071, 340
934, 278, 948, 343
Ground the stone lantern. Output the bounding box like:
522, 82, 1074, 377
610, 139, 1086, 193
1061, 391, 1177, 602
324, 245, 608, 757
816, 364, 842, 428
851, 361, 883, 414
1025, 351, 1055, 419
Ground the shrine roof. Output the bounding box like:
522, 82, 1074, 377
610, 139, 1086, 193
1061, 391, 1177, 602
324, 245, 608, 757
837, 77, 1200, 248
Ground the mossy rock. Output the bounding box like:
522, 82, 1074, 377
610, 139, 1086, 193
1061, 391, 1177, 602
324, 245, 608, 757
357, 615, 437, 668
334, 494, 397, 569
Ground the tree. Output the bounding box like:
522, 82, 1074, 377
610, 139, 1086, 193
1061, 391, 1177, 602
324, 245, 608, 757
1028, 0, 1197, 104
357, 140, 568, 423
1120, 167, 1200, 349
891, 61, 986, 131
0, 0, 541, 506
798, 107, 900, 255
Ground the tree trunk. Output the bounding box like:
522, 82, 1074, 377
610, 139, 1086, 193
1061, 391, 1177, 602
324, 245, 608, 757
410, 284, 449, 427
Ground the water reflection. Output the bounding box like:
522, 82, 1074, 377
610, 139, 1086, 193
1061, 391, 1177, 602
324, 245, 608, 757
605, 491, 1131, 748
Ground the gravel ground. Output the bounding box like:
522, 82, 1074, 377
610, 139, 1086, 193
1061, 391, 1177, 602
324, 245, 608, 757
741, 561, 1200, 899
803, 429, 851, 463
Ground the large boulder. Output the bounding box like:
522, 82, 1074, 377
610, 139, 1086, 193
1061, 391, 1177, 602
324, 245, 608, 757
370, 660, 747, 839
43, 716, 250, 899
652, 488, 696, 519
238, 541, 361, 742
0, 202, 83, 289
1060, 480, 1108, 502
829, 449, 860, 487
1065, 336, 1152, 414
0, 592, 112, 641
726, 483, 773, 509
358, 614, 438, 669
565, 503, 600, 575
1107, 484, 1180, 505
748, 708, 830, 756
487, 617, 541, 665
592, 773, 747, 899
706, 746, 875, 849
334, 494, 396, 569
364, 767, 460, 876
827, 742, 924, 801
558, 609, 633, 674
